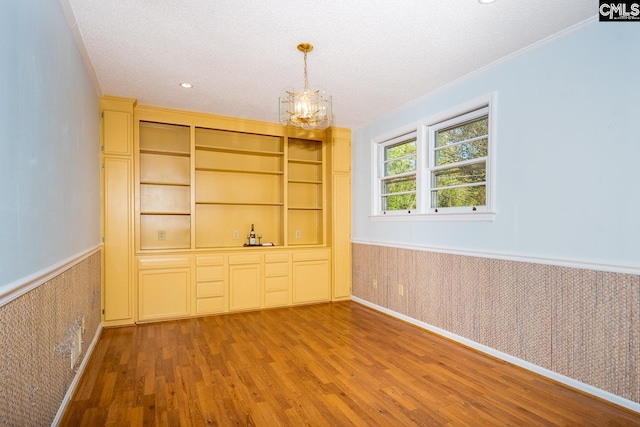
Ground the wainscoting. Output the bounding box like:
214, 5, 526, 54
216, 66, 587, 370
0, 250, 102, 426
352, 242, 639, 407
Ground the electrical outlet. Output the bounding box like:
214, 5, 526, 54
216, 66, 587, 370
158, 230, 166, 241
295, 230, 301, 239
398, 285, 404, 296
233, 230, 239, 240
373, 279, 377, 289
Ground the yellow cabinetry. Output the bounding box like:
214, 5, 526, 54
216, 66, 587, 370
103, 109, 132, 156
292, 250, 331, 304
327, 128, 352, 300
138, 256, 191, 322
229, 254, 262, 311
195, 255, 226, 315
101, 97, 351, 325
102, 157, 132, 323
264, 252, 290, 307
101, 96, 135, 326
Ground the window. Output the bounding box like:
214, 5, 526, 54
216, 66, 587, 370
372, 94, 495, 221
378, 132, 417, 212
429, 108, 488, 212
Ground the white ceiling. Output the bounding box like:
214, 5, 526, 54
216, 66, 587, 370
63, 0, 596, 130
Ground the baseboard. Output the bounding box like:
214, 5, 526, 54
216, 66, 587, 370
51, 322, 104, 426
351, 296, 640, 414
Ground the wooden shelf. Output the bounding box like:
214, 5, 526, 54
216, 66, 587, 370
140, 211, 191, 215
140, 181, 190, 187
288, 179, 322, 184
140, 148, 190, 157
195, 167, 283, 175
288, 207, 322, 211
195, 145, 283, 157
288, 158, 322, 165
196, 202, 283, 206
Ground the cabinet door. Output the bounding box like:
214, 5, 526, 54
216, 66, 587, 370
293, 259, 330, 304
103, 110, 132, 156
103, 157, 133, 324
139, 268, 190, 322
332, 136, 351, 173
229, 264, 261, 311
332, 173, 351, 299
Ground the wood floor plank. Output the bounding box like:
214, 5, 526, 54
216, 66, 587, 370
60, 302, 640, 426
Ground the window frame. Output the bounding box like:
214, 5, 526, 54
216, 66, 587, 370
376, 130, 418, 215
371, 93, 496, 221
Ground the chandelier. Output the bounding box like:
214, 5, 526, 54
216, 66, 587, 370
279, 43, 332, 129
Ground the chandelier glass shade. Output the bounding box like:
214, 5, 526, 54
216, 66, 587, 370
279, 43, 332, 129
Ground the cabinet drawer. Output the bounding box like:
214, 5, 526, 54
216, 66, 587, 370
197, 265, 224, 282
138, 256, 190, 269
265, 276, 288, 292
265, 262, 288, 277
196, 297, 224, 314
196, 255, 224, 266
265, 253, 289, 263
264, 290, 289, 308
197, 281, 224, 298
229, 254, 261, 265
293, 250, 330, 262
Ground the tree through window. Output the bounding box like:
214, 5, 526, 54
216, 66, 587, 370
380, 133, 416, 212
372, 95, 495, 220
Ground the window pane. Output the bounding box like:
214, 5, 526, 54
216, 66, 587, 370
384, 139, 416, 177
385, 157, 416, 176
431, 185, 486, 208
435, 138, 487, 166
436, 116, 488, 148
432, 162, 486, 188
385, 139, 416, 160
383, 177, 416, 194
383, 193, 417, 211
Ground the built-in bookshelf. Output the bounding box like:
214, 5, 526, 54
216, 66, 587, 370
194, 128, 284, 248
138, 121, 191, 250
104, 97, 352, 325
135, 116, 330, 251
288, 138, 323, 245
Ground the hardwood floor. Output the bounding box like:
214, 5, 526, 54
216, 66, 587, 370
61, 302, 640, 426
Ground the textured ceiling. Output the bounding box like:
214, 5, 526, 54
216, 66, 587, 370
63, 0, 596, 129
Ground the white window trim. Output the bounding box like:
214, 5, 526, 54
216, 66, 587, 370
371, 126, 419, 216
370, 92, 497, 222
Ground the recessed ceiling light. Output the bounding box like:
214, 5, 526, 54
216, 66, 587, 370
179, 82, 193, 88
479, 0, 497, 3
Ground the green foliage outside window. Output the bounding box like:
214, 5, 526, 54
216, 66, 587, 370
382, 138, 417, 210
432, 117, 488, 208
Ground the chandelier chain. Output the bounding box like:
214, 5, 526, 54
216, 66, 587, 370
303, 51, 309, 91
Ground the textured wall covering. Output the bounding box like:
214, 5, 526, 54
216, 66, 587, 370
0, 252, 101, 426
352, 243, 639, 404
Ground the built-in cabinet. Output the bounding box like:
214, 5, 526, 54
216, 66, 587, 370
101, 97, 350, 325
101, 97, 136, 327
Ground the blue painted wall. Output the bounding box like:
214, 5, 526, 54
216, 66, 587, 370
352, 22, 640, 268
0, 0, 100, 288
